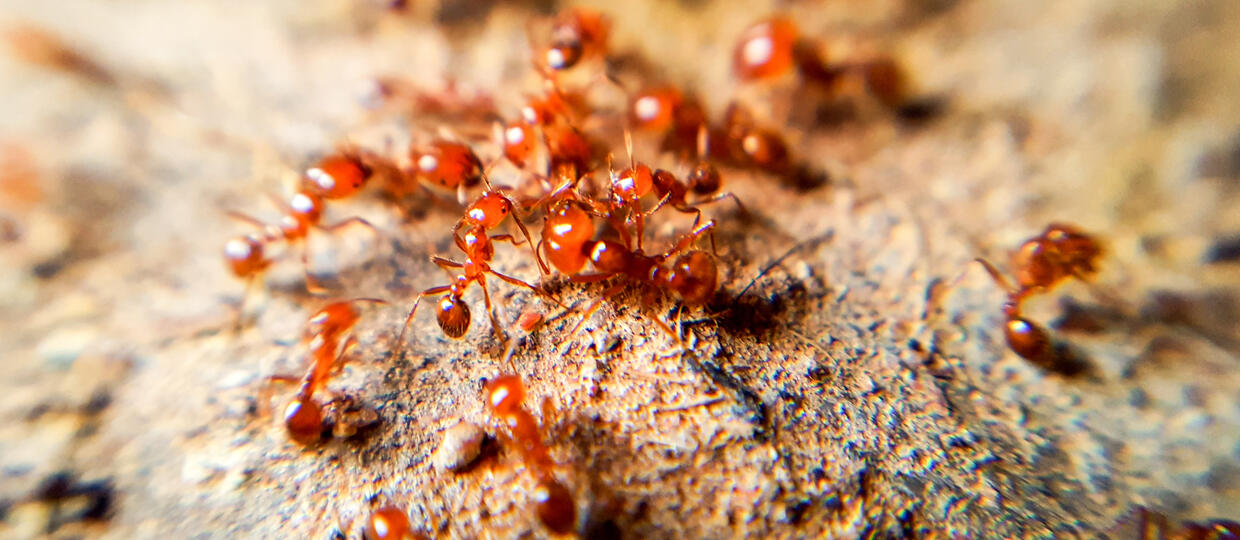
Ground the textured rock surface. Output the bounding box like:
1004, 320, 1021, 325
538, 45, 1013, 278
1, 0, 1239, 538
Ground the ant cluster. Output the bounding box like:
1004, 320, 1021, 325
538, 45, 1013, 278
210, 6, 1027, 537
977, 223, 1103, 374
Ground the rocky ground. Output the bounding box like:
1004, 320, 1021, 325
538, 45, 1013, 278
1, 0, 1239, 538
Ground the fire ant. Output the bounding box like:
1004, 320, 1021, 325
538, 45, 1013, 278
223, 152, 379, 298
364, 505, 428, 540
396, 188, 549, 352
976, 224, 1103, 373
484, 374, 577, 534
269, 299, 385, 444
647, 127, 748, 235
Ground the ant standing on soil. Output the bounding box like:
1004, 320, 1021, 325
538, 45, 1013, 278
270, 299, 385, 444
976, 223, 1103, 373
223, 153, 380, 324
396, 176, 553, 353
484, 374, 577, 535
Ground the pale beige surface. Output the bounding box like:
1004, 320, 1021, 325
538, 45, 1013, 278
1, 0, 1239, 538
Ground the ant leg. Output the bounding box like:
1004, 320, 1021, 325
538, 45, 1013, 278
431, 256, 466, 271
234, 275, 260, 333
560, 281, 625, 356
689, 191, 750, 220
974, 257, 1016, 295
489, 268, 562, 307
663, 220, 717, 259
299, 242, 330, 296
397, 285, 452, 358
490, 233, 523, 246
502, 194, 550, 274
477, 275, 508, 349
226, 210, 270, 231
633, 201, 646, 252
644, 192, 672, 219
259, 373, 302, 420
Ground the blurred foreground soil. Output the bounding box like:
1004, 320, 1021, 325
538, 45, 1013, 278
2, 0, 1240, 538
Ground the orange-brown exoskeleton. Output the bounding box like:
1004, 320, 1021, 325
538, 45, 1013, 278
484, 374, 577, 535
272, 299, 386, 444
541, 7, 610, 72
733, 16, 799, 82
977, 224, 1104, 372
396, 225, 545, 353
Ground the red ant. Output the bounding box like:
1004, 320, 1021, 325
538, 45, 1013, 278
556, 219, 720, 353
976, 224, 1103, 371
647, 127, 748, 235
396, 177, 552, 352
269, 299, 385, 444
1134, 507, 1240, 540
484, 374, 577, 535
223, 155, 378, 309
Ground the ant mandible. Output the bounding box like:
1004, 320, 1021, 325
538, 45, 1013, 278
484, 374, 577, 534
270, 299, 386, 444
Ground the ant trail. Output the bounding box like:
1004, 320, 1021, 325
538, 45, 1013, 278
736, 231, 835, 299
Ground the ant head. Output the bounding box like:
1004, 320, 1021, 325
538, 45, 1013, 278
667, 251, 717, 305
436, 296, 471, 339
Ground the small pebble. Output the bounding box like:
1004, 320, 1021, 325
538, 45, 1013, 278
433, 421, 485, 472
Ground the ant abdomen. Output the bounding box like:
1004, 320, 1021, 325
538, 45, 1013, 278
436, 296, 471, 339
533, 478, 577, 534
543, 204, 595, 275
283, 397, 324, 445
587, 239, 632, 274
305, 153, 371, 200
1004, 317, 1053, 365
688, 163, 722, 195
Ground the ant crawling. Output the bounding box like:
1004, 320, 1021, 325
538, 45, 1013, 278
647, 127, 749, 234
268, 299, 385, 444
396, 175, 554, 353
484, 374, 577, 535
223, 152, 379, 311
976, 223, 1103, 373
